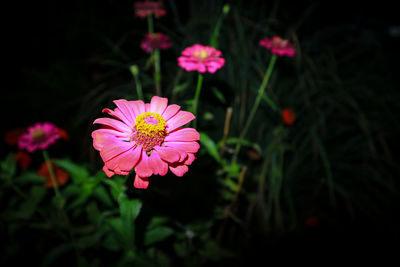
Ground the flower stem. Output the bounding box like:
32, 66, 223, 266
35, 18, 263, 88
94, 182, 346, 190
210, 4, 230, 49
129, 65, 143, 100
147, 14, 154, 34
154, 48, 162, 96
192, 73, 203, 128
42, 150, 60, 197
231, 54, 278, 166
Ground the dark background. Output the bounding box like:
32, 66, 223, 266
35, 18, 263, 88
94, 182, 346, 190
2, 0, 400, 264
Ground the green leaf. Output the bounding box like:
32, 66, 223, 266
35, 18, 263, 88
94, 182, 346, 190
93, 184, 114, 207
30, 185, 47, 204
144, 226, 174, 246
15, 171, 46, 184
52, 159, 89, 184
0, 153, 16, 179
147, 216, 169, 229
199, 132, 221, 163
211, 86, 226, 104
120, 199, 142, 221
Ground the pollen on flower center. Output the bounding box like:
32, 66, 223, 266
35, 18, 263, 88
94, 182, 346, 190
132, 112, 167, 151
31, 129, 46, 142
193, 49, 209, 60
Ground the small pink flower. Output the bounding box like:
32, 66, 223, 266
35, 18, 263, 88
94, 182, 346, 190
141, 33, 172, 53
134, 1, 166, 18
178, 44, 225, 73
259, 36, 295, 57
92, 96, 200, 189
18, 122, 61, 152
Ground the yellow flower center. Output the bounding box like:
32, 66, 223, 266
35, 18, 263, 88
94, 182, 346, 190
132, 112, 167, 151
193, 49, 209, 60
31, 129, 46, 141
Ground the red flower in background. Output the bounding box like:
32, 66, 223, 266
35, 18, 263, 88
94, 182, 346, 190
141, 33, 172, 53
305, 216, 319, 228
281, 109, 296, 125
37, 161, 69, 188
5, 128, 27, 146
134, 1, 166, 18
14, 151, 32, 169
259, 36, 295, 57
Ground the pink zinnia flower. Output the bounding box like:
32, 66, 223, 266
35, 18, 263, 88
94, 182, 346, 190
141, 33, 172, 53
18, 122, 61, 152
92, 96, 200, 189
134, 1, 166, 18
178, 44, 225, 73
259, 36, 295, 57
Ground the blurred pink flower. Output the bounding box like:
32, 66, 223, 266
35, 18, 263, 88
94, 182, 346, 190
134, 1, 166, 18
141, 33, 172, 53
259, 36, 295, 57
178, 44, 225, 73
18, 122, 61, 152
92, 96, 200, 189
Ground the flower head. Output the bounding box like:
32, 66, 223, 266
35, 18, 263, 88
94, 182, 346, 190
178, 44, 225, 73
14, 151, 32, 169
92, 96, 200, 189
305, 216, 319, 228
5, 128, 27, 146
281, 109, 296, 125
134, 1, 166, 18
18, 122, 61, 152
37, 161, 69, 188
259, 36, 295, 57
141, 33, 172, 53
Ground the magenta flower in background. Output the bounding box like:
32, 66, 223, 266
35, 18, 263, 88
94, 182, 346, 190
259, 36, 295, 57
92, 96, 200, 189
134, 1, 166, 18
141, 33, 172, 53
178, 44, 225, 73
18, 122, 61, 152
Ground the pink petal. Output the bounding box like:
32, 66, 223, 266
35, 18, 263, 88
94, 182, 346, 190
133, 175, 149, 189
153, 146, 180, 163
150, 96, 168, 114
93, 118, 131, 133
103, 165, 115, 177
166, 111, 195, 132
164, 141, 200, 153
169, 164, 189, 177
113, 100, 137, 126
148, 152, 168, 176
128, 100, 146, 118
102, 108, 131, 127
145, 103, 150, 112
105, 145, 141, 172
164, 128, 200, 142
99, 137, 135, 162
184, 153, 196, 165
162, 104, 180, 121
134, 150, 153, 177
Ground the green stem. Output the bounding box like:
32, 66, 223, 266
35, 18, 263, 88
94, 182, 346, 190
129, 65, 143, 100
154, 48, 162, 96
192, 73, 203, 128
147, 14, 154, 34
210, 4, 230, 48
231, 54, 278, 166
42, 150, 60, 197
